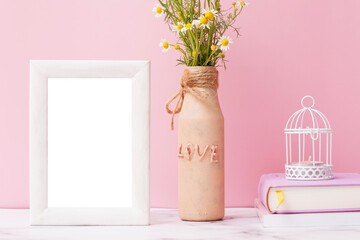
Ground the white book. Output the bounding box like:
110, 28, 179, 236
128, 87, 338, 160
255, 198, 360, 228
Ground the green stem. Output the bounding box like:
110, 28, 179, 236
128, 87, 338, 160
216, 6, 244, 45
203, 48, 217, 65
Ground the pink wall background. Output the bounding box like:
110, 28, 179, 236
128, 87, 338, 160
0, 0, 360, 208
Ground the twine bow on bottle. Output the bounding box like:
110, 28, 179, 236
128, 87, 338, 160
165, 67, 219, 130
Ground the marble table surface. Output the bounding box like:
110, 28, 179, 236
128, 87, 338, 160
1, 208, 360, 240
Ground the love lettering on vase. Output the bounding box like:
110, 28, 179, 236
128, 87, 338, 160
177, 144, 218, 163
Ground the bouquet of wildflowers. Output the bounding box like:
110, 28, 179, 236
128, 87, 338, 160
154, 0, 247, 68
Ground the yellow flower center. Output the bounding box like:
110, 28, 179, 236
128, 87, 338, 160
174, 45, 180, 50
186, 23, 192, 29
163, 42, 169, 49
222, 39, 229, 46
205, 12, 215, 20
211, 45, 216, 51
234, 7, 238, 11
192, 51, 197, 57
156, 7, 162, 14
232, 2, 236, 5
240, 1, 246, 6
200, 17, 209, 25
177, 24, 184, 30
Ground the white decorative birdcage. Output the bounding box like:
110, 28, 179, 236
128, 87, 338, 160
285, 96, 333, 180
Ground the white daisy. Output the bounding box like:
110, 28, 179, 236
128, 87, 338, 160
201, 9, 219, 20
184, 22, 194, 31
192, 19, 202, 28
153, 3, 164, 18
172, 22, 186, 33
237, 1, 249, 7
218, 36, 232, 51
159, 39, 170, 53
199, 16, 210, 29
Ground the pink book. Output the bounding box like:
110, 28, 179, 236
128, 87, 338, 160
258, 173, 360, 214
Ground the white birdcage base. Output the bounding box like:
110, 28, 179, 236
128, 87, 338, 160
285, 164, 333, 180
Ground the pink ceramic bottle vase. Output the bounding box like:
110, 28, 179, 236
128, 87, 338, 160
167, 66, 224, 221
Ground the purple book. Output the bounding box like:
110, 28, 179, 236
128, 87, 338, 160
258, 173, 360, 214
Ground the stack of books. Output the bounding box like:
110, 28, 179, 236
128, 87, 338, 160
256, 173, 360, 227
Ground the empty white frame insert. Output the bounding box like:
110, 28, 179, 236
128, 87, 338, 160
30, 61, 150, 225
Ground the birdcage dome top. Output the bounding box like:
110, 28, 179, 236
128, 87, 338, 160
285, 96, 332, 134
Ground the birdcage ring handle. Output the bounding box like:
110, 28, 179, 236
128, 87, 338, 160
301, 95, 315, 108
309, 128, 319, 140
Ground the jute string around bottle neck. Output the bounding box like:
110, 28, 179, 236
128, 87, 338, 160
165, 67, 219, 130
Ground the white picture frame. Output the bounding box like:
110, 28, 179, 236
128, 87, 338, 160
29, 60, 150, 225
